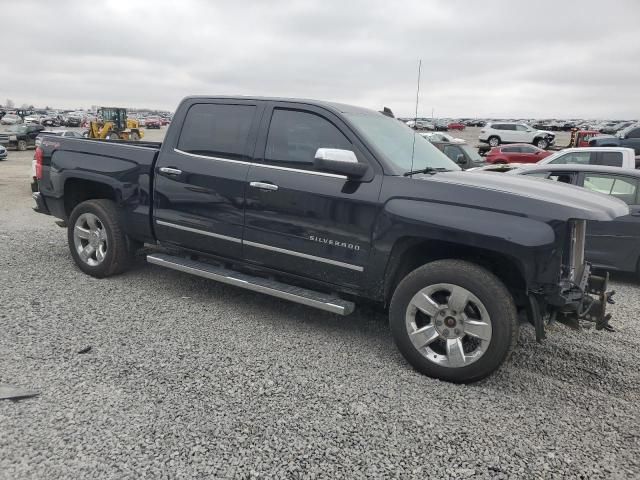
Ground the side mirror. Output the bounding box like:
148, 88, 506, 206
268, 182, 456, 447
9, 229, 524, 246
455, 154, 466, 165
314, 148, 368, 179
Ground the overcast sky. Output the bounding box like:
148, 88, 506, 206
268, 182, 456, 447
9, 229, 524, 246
2, 0, 639, 118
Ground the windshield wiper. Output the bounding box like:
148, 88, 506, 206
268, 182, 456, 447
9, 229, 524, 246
403, 167, 450, 176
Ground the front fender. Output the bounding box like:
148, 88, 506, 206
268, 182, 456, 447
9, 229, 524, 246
363, 198, 564, 298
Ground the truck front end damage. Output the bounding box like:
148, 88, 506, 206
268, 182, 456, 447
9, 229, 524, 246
529, 220, 616, 340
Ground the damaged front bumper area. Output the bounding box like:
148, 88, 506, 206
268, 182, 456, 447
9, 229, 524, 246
528, 220, 616, 341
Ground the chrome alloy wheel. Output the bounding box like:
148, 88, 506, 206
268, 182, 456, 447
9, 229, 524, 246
73, 213, 108, 266
405, 283, 493, 368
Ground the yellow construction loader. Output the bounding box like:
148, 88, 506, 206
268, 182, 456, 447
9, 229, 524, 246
87, 107, 143, 141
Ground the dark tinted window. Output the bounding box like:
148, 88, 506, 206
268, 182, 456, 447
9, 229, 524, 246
265, 109, 351, 167
501, 146, 521, 153
520, 145, 537, 153
626, 128, 640, 139
492, 124, 504, 130
597, 151, 623, 167
177, 103, 255, 160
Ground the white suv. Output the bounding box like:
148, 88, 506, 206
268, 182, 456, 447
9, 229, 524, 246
479, 122, 555, 149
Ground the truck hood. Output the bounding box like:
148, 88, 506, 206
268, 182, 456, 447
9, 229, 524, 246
419, 171, 628, 222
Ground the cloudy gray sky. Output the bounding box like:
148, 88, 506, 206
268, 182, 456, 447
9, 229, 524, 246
2, 0, 639, 118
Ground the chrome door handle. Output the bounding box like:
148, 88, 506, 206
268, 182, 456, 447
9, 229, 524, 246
250, 181, 278, 191
159, 167, 182, 175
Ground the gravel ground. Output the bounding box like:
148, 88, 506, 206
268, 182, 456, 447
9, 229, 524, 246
1, 137, 639, 479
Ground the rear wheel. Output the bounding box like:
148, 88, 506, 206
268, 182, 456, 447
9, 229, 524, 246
390, 259, 518, 383
67, 199, 137, 278
130, 132, 140, 141
108, 132, 119, 140
17, 140, 27, 151
488, 136, 500, 147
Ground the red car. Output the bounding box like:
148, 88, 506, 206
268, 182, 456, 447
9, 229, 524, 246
448, 122, 465, 130
145, 116, 162, 129
485, 144, 552, 164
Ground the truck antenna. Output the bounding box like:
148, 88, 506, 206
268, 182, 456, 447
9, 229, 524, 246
409, 59, 422, 176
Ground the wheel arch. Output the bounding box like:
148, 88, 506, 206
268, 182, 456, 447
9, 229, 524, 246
383, 237, 528, 307
63, 177, 118, 218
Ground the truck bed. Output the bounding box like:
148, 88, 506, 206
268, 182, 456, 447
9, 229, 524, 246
37, 135, 162, 242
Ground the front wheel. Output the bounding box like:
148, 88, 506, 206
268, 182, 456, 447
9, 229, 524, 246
389, 259, 518, 383
488, 136, 500, 147
67, 199, 137, 278
17, 140, 27, 151
535, 138, 548, 149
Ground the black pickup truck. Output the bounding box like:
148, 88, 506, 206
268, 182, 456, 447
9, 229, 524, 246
33, 96, 627, 383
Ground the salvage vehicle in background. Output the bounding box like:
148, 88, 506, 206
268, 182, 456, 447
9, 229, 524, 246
0, 124, 44, 150
35, 130, 85, 147
537, 147, 636, 168
589, 124, 640, 155
485, 144, 551, 164
32, 95, 625, 383
0, 145, 7, 160
507, 164, 640, 279
448, 122, 465, 130
431, 141, 485, 170
1, 114, 23, 125
479, 122, 555, 149
420, 132, 465, 144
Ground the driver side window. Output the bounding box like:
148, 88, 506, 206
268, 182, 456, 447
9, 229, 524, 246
265, 109, 352, 169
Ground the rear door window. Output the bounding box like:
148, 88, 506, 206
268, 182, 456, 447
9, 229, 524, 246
177, 103, 256, 160
501, 146, 521, 153
583, 174, 639, 204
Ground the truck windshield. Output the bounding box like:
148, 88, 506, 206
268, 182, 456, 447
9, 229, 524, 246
345, 113, 460, 174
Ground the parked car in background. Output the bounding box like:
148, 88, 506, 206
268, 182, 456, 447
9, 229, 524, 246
0, 124, 44, 150
35, 130, 85, 147
144, 116, 162, 129
434, 120, 449, 131
24, 114, 44, 125
64, 115, 83, 127
431, 141, 485, 170
507, 164, 640, 279
42, 116, 62, 127
600, 121, 634, 135
448, 122, 465, 130
0, 145, 7, 160
1, 114, 23, 125
589, 124, 640, 155
479, 122, 555, 149
485, 144, 551, 164
537, 147, 637, 169
420, 132, 465, 144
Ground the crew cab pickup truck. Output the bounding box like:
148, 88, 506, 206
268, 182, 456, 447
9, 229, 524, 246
589, 124, 640, 156
33, 96, 627, 383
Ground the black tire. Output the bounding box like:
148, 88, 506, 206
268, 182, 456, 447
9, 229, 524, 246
389, 259, 518, 383
67, 199, 136, 278
130, 132, 140, 141
108, 132, 119, 140
17, 140, 27, 151
534, 138, 548, 149
488, 136, 500, 147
